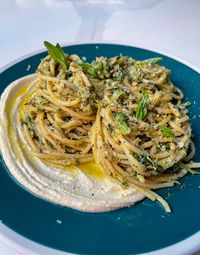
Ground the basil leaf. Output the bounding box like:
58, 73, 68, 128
160, 125, 175, 137
143, 57, 162, 64
115, 70, 124, 81
44, 41, 68, 69
78, 61, 97, 77
136, 89, 148, 121
113, 112, 131, 135
111, 89, 125, 100
139, 155, 154, 165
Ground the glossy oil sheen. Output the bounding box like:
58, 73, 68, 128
0, 44, 200, 255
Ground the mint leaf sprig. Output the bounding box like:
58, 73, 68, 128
160, 125, 175, 137
44, 41, 68, 69
136, 89, 149, 121
113, 112, 131, 135
143, 57, 162, 64
78, 61, 97, 77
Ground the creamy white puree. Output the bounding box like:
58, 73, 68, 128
0, 75, 143, 212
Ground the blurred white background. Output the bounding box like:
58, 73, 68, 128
0, 0, 200, 68
0, 0, 200, 254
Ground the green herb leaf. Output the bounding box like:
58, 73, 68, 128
121, 178, 128, 186
24, 115, 35, 131
165, 192, 172, 199
136, 89, 148, 121
78, 61, 97, 77
180, 183, 186, 190
160, 125, 175, 137
115, 70, 124, 81
113, 112, 131, 135
44, 41, 68, 69
36, 106, 44, 112
125, 167, 136, 176
37, 96, 49, 104
139, 155, 154, 166
111, 89, 125, 100
143, 57, 162, 64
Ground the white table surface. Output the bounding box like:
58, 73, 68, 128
0, 0, 200, 254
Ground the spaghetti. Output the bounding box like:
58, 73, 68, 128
21, 46, 200, 212
21, 55, 96, 166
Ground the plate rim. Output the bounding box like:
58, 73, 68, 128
0, 42, 200, 255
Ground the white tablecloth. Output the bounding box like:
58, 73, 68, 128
0, 0, 200, 254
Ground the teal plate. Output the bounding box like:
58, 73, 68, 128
0, 44, 200, 255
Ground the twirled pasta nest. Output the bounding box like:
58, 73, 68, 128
21, 53, 198, 212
